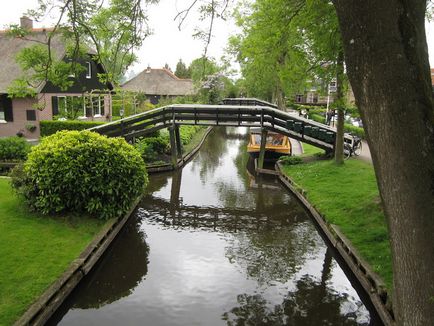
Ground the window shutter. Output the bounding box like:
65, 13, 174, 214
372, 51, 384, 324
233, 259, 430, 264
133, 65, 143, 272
26, 110, 36, 121
4, 96, 13, 122
52, 96, 59, 116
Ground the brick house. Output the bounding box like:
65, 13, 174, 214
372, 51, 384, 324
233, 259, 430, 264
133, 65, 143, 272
121, 66, 195, 105
0, 17, 112, 139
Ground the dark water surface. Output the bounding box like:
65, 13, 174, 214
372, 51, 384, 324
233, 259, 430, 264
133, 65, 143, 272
50, 128, 380, 325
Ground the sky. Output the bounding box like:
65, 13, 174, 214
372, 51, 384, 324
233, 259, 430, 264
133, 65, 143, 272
1, 0, 434, 77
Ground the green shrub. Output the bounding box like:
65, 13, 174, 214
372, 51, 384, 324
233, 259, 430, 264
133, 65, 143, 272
0, 137, 31, 161
11, 130, 148, 220
134, 132, 170, 163
279, 155, 303, 165
133, 126, 202, 163
310, 113, 326, 124
344, 124, 365, 138
179, 125, 202, 145
308, 113, 365, 138
40, 120, 106, 136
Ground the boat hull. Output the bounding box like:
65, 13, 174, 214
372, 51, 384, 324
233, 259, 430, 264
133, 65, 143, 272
247, 128, 291, 161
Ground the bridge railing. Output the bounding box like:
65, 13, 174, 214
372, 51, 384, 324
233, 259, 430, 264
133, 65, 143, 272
89, 104, 337, 151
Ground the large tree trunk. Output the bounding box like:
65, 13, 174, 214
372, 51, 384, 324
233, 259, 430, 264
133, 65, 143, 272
333, 1, 434, 325
334, 51, 345, 165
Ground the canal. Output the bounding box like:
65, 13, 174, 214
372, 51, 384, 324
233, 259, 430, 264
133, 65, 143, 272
49, 127, 380, 325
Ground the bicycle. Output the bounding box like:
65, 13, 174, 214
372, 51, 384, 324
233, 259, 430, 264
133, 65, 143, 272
343, 134, 363, 159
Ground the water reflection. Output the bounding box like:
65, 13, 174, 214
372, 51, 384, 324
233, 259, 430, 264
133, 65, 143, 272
223, 248, 369, 325
48, 214, 149, 325
51, 127, 377, 326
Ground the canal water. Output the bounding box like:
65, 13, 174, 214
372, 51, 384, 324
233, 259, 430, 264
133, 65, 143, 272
50, 127, 380, 325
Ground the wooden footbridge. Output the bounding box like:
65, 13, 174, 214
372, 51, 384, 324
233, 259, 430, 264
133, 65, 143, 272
89, 98, 337, 169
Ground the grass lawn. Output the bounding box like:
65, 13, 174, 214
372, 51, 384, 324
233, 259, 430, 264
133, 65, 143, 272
301, 142, 325, 157
0, 178, 106, 325
182, 126, 209, 155
281, 159, 393, 290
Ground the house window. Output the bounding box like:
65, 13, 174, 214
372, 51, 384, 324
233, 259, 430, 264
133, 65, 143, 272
307, 93, 314, 103
295, 94, 303, 103
0, 94, 13, 123
57, 96, 67, 114
94, 96, 104, 116
86, 61, 92, 79
26, 110, 36, 121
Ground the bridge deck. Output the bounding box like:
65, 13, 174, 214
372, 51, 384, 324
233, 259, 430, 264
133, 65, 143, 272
90, 102, 340, 151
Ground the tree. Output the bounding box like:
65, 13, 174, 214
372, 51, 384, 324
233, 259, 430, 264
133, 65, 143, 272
332, 1, 434, 325
188, 56, 220, 83
175, 59, 191, 78
231, 0, 347, 162
229, 0, 310, 107
7, 0, 156, 92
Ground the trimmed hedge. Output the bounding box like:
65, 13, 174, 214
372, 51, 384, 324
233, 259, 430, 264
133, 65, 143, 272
40, 120, 106, 136
279, 155, 303, 165
11, 130, 148, 220
0, 137, 30, 161
309, 113, 365, 138
344, 124, 365, 138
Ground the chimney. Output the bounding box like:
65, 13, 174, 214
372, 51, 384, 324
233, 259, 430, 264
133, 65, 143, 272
20, 16, 33, 30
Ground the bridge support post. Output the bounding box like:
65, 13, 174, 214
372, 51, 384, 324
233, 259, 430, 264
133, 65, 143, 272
170, 169, 182, 207
174, 125, 183, 159
258, 128, 268, 170
169, 126, 178, 167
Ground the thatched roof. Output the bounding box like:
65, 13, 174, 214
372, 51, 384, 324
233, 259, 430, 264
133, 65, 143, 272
121, 67, 195, 96
0, 28, 65, 94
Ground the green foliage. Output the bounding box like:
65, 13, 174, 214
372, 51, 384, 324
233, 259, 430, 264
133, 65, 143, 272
133, 126, 203, 163
11, 130, 148, 220
0, 178, 103, 325
156, 95, 200, 107
5, 0, 153, 91
134, 132, 170, 163
279, 155, 303, 165
301, 142, 325, 157
231, 0, 344, 106
344, 124, 365, 139
179, 126, 202, 145
175, 59, 191, 78
0, 137, 31, 161
40, 120, 105, 136
310, 113, 326, 124
189, 57, 219, 83
111, 90, 155, 117
7, 43, 86, 97
308, 113, 365, 138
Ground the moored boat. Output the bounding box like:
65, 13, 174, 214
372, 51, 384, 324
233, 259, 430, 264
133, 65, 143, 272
247, 128, 291, 160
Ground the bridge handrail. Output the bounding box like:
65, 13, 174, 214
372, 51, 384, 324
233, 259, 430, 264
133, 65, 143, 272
89, 103, 341, 151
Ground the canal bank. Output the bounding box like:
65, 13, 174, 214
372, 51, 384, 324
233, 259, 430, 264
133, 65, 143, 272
48, 127, 382, 326
12, 127, 214, 326
275, 162, 394, 325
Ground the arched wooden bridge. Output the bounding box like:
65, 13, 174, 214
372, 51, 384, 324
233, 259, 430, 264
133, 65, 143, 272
89, 98, 338, 168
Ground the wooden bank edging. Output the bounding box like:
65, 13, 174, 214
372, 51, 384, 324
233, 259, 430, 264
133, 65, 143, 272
146, 127, 213, 174
14, 196, 142, 326
275, 162, 395, 326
